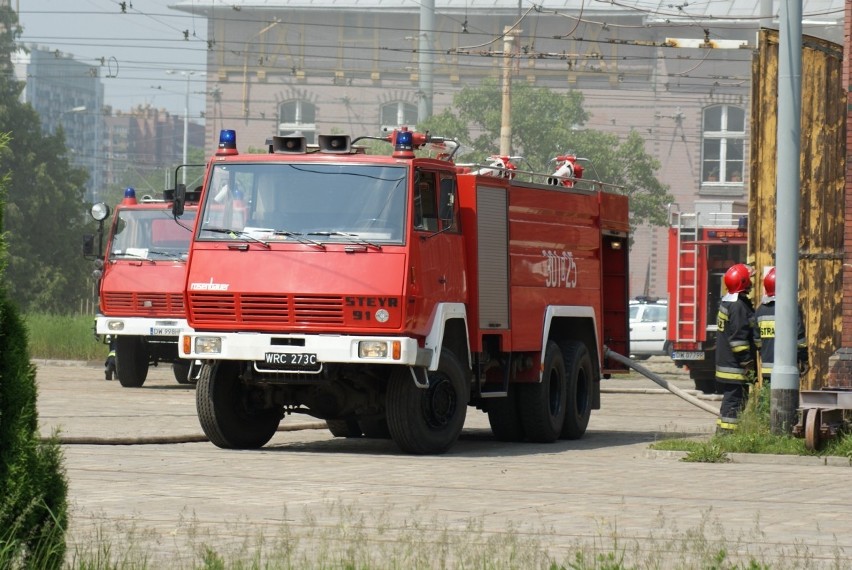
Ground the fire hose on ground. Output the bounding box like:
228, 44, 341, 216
604, 346, 719, 416
41, 422, 329, 446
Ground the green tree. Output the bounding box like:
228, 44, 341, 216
0, 127, 69, 568
1, 4, 91, 313
417, 79, 672, 229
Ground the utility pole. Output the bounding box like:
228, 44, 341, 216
418, 0, 434, 123
166, 70, 204, 185
499, 26, 517, 156
771, 0, 803, 434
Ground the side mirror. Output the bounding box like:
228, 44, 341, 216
172, 183, 186, 217
82, 234, 95, 257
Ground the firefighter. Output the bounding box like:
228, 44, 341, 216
104, 335, 116, 381
715, 263, 757, 434
754, 267, 808, 385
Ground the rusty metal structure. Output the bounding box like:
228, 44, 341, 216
748, 28, 846, 392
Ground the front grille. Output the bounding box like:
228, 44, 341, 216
189, 293, 344, 326
293, 295, 344, 325
103, 292, 184, 315
240, 294, 289, 322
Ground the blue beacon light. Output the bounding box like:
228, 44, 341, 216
217, 129, 238, 155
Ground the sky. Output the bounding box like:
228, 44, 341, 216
16, 0, 208, 119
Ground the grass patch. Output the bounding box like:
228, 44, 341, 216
652, 384, 852, 461
62, 502, 848, 569
23, 313, 105, 361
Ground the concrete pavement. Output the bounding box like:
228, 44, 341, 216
34, 358, 852, 568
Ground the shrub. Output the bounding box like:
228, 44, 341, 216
0, 293, 69, 568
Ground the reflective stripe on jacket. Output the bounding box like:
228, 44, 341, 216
715, 294, 756, 383
754, 300, 807, 376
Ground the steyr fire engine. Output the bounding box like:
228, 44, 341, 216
175, 128, 630, 455
666, 200, 749, 393
87, 184, 199, 387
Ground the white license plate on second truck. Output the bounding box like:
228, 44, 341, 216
150, 327, 181, 336
672, 351, 704, 360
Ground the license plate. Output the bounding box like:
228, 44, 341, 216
672, 351, 704, 360
264, 352, 318, 367
150, 327, 181, 336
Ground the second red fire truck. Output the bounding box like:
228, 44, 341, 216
666, 200, 749, 393
88, 183, 200, 387
175, 128, 630, 454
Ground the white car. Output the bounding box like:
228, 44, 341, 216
629, 298, 669, 360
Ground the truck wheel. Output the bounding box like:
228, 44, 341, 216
518, 340, 567, 443
326, 419, 362, 438
359, 418, 391, 439
386, 349, 469, 455
172, 361, 192, 385
486, 385, 525, 442
559, 341, 593, 440
115, 337, 149, 388
196, 361, 281, 449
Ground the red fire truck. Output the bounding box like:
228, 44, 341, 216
88, 184, 199, 387
175, 128, 630, 454
666, 200, 749, 393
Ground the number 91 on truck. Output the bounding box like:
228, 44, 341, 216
176, 128, 630, 455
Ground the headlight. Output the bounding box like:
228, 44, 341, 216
195, 337, 222, 354
91, 202, 110, 221
92, 269, 103, 280
107, 320, 124, 331
359, 341, 388, 358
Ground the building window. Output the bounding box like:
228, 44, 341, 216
380, 101, 417, 132
278, 100, 316, 143
702, 105, 745, 185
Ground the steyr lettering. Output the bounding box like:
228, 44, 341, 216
345, 296, 398, 308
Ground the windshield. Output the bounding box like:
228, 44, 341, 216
197, 163, 407, 245
109, 209, 196, 261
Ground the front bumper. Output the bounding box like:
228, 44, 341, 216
179, 331, 433, 368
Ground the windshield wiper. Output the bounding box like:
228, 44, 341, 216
202, 226, 271, 249
307, 231, 382, 251
111, 252, 155, 264
148, 249, 187, 260
270, 230, 326, 249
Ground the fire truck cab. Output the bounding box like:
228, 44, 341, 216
666, 200, 749, 393
89, 186, 200, 387
176, 128, 630, 454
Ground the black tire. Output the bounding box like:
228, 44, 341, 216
115, 336, 149, 388
386, 350, 469, 455
486, 385, 525, 442
327, 419, 362, 438
172, 361, 192, 384
196, 361, 281, 449
559, 341, 594, 440
518, 340, 568, 443
359, 418, 392, 439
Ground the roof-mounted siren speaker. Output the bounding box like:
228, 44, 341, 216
269, 135, 307, 154
318, 134, 351, 154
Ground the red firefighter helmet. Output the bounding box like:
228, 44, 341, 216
764, 267, 776, 297
724, 263, 753, 294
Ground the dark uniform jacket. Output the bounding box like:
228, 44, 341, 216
715, 293, 757, 383
754, 298, 807, 376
